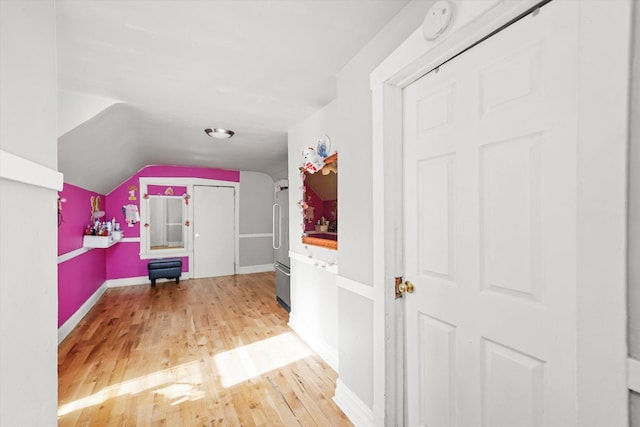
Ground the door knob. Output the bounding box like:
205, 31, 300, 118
399, 280, 414, 294
195, 233, 200, 238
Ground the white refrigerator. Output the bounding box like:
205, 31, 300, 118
273, 187, 290, 311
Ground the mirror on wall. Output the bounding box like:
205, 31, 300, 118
301, 153, 337, 250
139, 180, 191, 259
149, 196, 185, 250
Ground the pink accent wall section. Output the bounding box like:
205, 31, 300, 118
323, 200, 337, 221
58, 249, 105, 327
138, 165, 239, 183
105, 165, 239, 239
147, 185, 187, 196
58, 183, 105, 255
304, 185, 324, 231
106, 243, 188, 280
58, 165, 237, 328
58, 183, 107, 327
105, 164, 237, 280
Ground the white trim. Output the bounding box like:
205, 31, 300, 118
289, 251, 338, 274
58, 282, 107, 344
0, 149, 63, 191
57, 247, 92, 264
574, 2, 631, 423
237, 264, 274, 274
105, 276, 149, 288
104, 272, 191, 288
336, 275, 373, 301
140, 249, 189, 260
333, 379, 374, 427
120, 237, 140, 243
57, 238, 139, 264
239, 233, 273, 239
288, 312, 338, 372
370, 0, 538, 89
629, 358, 640, 393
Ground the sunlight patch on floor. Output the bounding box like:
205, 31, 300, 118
57, 360, 205, 416
58, 332, 312, 416
214, 332, 312, 387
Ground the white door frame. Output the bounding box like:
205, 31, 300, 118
370, 1, 631, 425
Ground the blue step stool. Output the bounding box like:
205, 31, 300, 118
147, 258, 182, 286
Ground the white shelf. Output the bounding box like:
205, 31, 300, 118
83, 235, 120, 249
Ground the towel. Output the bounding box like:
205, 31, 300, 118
123, 204, 140, 227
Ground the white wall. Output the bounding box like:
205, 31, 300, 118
629, 0, 640, 360
238, 171, 275, 270
286, 0, 434, 419
287, 101, 340, 366
332, 4, 434, 418
0, 1, 59, 425
629, 0, 640, 422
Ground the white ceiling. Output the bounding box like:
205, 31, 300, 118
56, 0, 410, 193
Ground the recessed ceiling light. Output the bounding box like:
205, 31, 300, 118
205, 128, 234, 139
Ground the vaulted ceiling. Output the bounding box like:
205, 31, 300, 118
56, 0, 410, 193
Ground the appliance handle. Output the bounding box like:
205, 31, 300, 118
275, 264, 290, 276
272, 203, 281, 249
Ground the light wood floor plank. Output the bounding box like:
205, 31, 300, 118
58, 272, 352, 426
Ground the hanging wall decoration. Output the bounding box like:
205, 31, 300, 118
57, 196, 66, 227
128, 185, 138, 201
91, 195, 105, 220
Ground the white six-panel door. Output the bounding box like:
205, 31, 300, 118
403, 1, 578, 425
193, 185, 235, 278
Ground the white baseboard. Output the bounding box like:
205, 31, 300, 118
105, 272, 191, 288
333, 379, 374, 427
105, 276, 149, 288
288, 312, 338, 372
58, 282, 107, 344
237, 264, 275, 274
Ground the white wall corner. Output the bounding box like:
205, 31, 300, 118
629, 357, 640, 393
237, 264, 275, 275
58, 282, 107, 344
333, 379, 375, 427
0, 149, 63, 191
288, 312, 338, 372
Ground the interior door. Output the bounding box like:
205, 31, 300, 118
193, 185, 235, 278
403, 2, 578, 426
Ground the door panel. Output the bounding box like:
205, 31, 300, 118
193, 186, 235, 278
403, 1, 578, 425
417, 313, 457, 427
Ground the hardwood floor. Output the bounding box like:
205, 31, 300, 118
58, 272, 352, 426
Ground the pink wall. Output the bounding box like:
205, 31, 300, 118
105, 164, 237, 280
323, 200, 337, 221
58, 183, 105, 255
57, 183, 107, 327
58, 249, 105, 327
105, 243, 188, 280
58, 165, 238, 328
303, 185, 337, 232
105, 165, 239, 239
147, 185, 187, 196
